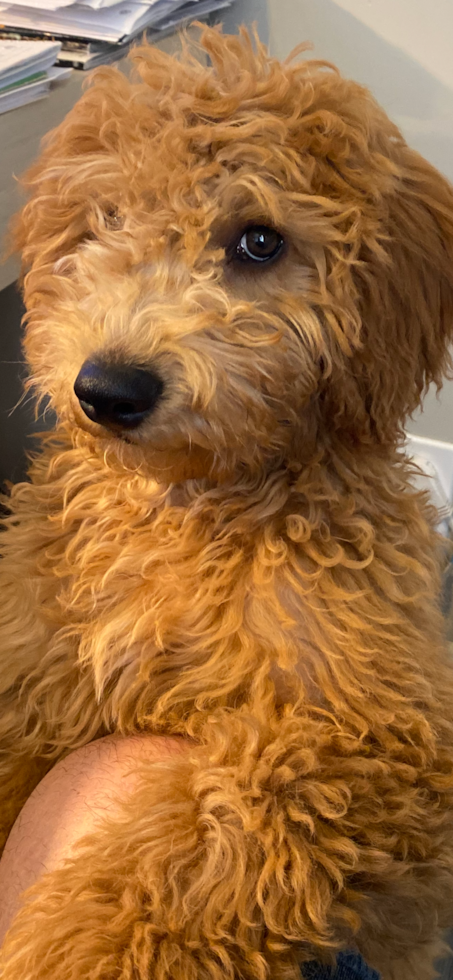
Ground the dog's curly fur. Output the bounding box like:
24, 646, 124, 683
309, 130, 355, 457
2, 25, 453, 980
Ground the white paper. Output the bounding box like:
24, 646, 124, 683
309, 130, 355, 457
47, 62, 71, 76
0, 81, 47, 112
0, 2, 173, 40
0, 38, 60, 84
80, 0, 170, 10
0, 0, 228, 41
154, 0, 231, 29
0, 38, 60, 69
4, 0, 146, 10
2, 0, 76, 10
0, 62, 69, 113
144, 0, 193, 25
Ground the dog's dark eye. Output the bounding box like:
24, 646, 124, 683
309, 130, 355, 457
236, 226, 284, 264
104, 207, 124, 230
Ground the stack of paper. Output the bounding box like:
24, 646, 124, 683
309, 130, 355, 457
0, 0, 233, 51
152, 0, 232, 32
0, 38, 70, 113
46, 0, 232, 68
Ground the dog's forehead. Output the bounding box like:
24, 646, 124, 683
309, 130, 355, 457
93, 81, 316, 229
62, 37, 390, 250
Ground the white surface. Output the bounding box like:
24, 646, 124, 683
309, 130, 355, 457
406, 434, 453, 504
155, 0, 231, 29
406, 434, 453, 536
0, 0, 201, 39
0, 64, 70, 113
0, 39, 59, 69
410, 454, 451, 518
0, 0, 173, 10
3, 0, 133, 9
0, 39, 60, 86
0, 2, 167, 41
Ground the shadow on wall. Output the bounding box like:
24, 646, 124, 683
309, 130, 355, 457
0, 283, 54, 489
266, 0, 453, 443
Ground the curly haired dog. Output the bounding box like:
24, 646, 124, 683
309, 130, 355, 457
1, 25, 453, 980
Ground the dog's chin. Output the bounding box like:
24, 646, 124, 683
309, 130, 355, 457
71, 411, 222, 484
70, 398, 254, 484
141, 444, 223, 483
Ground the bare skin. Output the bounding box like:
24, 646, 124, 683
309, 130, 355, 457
0, 734, 188, 946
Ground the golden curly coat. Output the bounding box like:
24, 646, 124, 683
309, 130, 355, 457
1, 25, 453, 980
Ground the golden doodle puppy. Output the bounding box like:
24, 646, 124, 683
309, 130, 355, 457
1, 25, 453, 980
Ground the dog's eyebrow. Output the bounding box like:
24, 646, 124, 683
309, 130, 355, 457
324, 156, 366, 195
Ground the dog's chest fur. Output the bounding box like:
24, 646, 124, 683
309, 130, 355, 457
32, 449, 315, 725
18, 437, 442, 746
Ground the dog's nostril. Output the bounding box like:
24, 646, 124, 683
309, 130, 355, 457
74, 359, 164, 431
113, 402, 135, 415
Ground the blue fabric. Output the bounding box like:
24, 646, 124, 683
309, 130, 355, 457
302, 951, 381, 980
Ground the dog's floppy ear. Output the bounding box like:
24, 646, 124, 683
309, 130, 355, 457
349, 144, 453, 440
10, 67, 132, 282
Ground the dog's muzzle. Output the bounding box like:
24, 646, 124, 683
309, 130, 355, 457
74, 359, 164, 431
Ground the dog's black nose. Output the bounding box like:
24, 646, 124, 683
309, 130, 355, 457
74, 360, 164, 430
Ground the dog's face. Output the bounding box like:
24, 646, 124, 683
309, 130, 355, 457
14, 29, 453, 482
